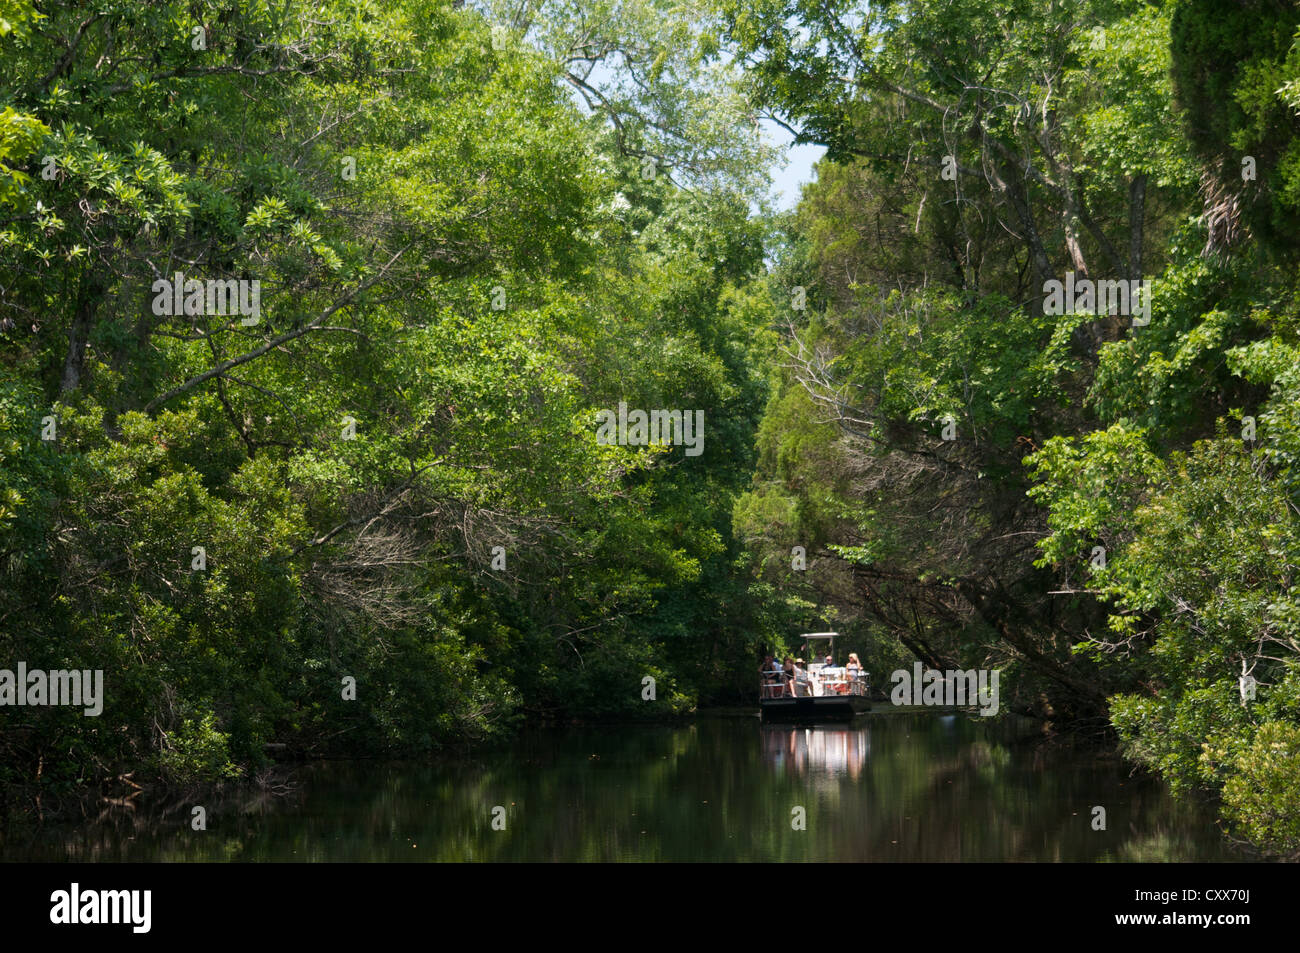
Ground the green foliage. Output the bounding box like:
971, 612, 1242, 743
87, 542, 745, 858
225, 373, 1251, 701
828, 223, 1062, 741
157, 712, 242, 786
723, 0, 1300, 855
1220, 721, 1300, 854
0, 0, 46, 208
0, 0, 778, 809
1068, 4, 1198, 191
1027, 424, 1164, 570
1034, 334, 1300, 854
8, 0, 1300, 863
1170, 0, 1300, 250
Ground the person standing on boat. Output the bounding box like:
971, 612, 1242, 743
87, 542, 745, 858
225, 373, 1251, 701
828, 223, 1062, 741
761, 655, 781, 697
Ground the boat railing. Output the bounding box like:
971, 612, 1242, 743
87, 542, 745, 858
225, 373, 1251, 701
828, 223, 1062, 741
759, 672, 786, 698
812, 669, 861, 697
760, 669, 869, 699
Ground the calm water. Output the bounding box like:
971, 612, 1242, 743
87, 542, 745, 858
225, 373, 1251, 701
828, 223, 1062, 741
5, 711, 1249, 862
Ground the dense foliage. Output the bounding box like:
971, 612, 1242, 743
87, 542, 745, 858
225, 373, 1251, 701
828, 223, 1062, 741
3, 0, 1298, 860
721, 0, 1300, 856
0, 0, 778, 812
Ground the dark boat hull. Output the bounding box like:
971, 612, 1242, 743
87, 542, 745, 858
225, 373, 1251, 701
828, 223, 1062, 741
760, 695, 871, 720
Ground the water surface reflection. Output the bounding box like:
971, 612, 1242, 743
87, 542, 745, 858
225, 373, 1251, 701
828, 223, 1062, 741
761, 724, 871, 779
3, 713, 1250, 862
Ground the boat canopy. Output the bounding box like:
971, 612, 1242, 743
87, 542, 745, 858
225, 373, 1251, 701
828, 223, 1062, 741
801, 632, 838, 640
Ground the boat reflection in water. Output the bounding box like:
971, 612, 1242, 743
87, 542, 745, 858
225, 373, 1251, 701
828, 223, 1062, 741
760, 723, 871, 779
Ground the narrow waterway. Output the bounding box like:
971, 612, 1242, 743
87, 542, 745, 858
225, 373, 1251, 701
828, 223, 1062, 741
6, 711, 1247, 862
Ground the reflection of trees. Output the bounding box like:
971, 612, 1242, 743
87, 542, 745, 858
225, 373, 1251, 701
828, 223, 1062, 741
2, 773, 309, 862
9, 716, 1249, 862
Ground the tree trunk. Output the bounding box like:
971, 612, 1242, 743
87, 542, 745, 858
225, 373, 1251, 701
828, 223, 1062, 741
59, 276, 105, 396
1004, 181, 1053, 311
1128, 174, 1147, 280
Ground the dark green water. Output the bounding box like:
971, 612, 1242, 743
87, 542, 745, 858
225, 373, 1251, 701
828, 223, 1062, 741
6, 711, 1249, 862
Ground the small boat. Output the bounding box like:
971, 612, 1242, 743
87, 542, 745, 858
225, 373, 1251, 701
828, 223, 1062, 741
760, 632, 870, 720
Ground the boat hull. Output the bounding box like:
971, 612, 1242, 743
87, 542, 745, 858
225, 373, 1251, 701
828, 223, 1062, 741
760, 695, 871, 720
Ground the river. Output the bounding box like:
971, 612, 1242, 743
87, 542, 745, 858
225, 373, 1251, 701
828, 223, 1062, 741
6, 710, 1248, 862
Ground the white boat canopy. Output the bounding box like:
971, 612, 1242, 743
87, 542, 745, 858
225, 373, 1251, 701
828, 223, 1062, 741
800, 632, 839, 640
